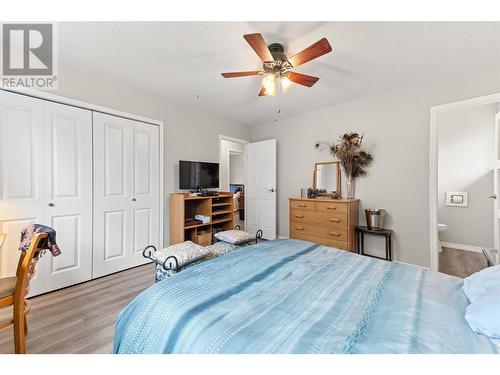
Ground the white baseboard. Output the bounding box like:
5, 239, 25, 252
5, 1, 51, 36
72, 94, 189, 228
440, 241, 484, 254
277, 236, 290, 240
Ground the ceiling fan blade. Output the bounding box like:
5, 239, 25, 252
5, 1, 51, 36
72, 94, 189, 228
243, 33, 274, 62
221, 71, 261, 78
287, 72, 320, 87
288, 38, 332, 68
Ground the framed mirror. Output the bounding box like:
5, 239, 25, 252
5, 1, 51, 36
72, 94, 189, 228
313, 162, 341, 196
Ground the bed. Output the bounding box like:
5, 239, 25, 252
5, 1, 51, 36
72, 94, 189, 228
113, 239, 500, 354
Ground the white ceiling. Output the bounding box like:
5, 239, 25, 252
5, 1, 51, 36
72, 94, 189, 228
59, 22, 500, 125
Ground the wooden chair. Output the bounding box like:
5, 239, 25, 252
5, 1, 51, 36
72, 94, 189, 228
0, 233, 48, 354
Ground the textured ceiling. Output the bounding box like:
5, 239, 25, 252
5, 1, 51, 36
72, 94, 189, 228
59, 22, 500, 125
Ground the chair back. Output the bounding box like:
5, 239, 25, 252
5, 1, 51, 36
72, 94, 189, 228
14, 233, 48, 303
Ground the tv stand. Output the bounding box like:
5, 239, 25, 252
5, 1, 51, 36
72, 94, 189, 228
170, 192, 234, 246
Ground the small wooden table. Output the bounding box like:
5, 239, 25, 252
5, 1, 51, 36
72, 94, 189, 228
355, 226, 393, 261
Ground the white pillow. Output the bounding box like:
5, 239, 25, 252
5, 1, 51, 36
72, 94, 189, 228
465, 292, 500, 338
463, 265, 500, 303
214, 230, 254, 245
153, 241, 209, 270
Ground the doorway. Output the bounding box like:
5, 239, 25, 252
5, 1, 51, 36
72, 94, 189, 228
429, 93, 500, 274
219, 136, 248, 230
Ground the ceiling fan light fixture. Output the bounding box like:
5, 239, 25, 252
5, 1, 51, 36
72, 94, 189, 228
280, 76, 292, 92
262, 74, 276, 96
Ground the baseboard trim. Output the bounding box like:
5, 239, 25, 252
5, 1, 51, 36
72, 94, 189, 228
277, 236, 290, 240
440, 241, 484, 254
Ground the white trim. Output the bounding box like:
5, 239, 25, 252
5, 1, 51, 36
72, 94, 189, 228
429, 92, 500, 271
1, 87, 166, 250
440, 242, 484, 254
0, 87, 162, 126
218, 134, 249, 144
277, 236, 290, 240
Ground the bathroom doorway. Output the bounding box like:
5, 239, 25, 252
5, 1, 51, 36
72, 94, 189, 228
430, 94, 500, 276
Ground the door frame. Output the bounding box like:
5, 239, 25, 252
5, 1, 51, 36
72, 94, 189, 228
219, 135, 249, 192
0, 87, 166, 250
429, 92, 500, 271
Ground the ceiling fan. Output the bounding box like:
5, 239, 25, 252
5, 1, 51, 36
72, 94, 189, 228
221, 33, 332, 96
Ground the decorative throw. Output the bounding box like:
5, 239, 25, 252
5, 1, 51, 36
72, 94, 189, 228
19, 224, 61, 256
214, 229, 254, 245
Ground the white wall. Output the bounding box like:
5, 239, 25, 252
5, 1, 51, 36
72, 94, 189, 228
219, 139, 246, 191
250, 66, 500, 267
54, 65, 251, 246
230, 153, 245, 185
437, 104, 497, 248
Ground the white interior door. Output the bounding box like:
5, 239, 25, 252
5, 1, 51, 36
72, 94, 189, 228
32, 101, 93, 295
130, 121, 160, 266
494, 112, 500, 262
0, 91, 44, 279
93, 112, 134, 277
245, 139, 276, 240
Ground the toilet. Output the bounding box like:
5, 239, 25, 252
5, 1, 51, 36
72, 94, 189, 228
437, 223, 448, 252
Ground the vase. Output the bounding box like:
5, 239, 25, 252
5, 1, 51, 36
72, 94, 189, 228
346, 175, 355, 199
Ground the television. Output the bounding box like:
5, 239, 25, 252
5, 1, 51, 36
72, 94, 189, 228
179, 160, 219, 190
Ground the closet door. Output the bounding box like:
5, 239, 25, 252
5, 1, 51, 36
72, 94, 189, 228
32, 101, 93, 295
0, 91, 44, 279
93, 112, 134, 277
130, 121, 160, 266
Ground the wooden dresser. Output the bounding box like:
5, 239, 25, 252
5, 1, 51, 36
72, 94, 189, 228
289, 197, 359, 251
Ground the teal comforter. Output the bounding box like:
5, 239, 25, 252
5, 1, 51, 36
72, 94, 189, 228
113, 239, 499, 354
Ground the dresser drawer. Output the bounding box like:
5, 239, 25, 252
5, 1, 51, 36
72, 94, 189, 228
291, 232, 349, 251
316, 201, 348, 213
291, 222, 348, 242
290, 200, 316, 210
290, 210, 348, 228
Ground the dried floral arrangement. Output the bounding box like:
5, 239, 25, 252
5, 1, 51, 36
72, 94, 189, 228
315, 132, 373, 198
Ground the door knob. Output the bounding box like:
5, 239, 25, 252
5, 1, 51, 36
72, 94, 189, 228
132, 198, 137, 202
269, 188, 275, 193
489, 194, 497, 199
48, 203, 55, 207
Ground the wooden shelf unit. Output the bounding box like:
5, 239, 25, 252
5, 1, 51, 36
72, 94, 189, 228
170, 192, 234, 246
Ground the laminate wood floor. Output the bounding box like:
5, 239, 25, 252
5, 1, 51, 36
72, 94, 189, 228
0, 264, 153, 354
439, 247, 487, 278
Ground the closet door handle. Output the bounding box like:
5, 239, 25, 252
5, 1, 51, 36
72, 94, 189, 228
329, 218, 340, 222
330, 232, 341, 237
48, 203, 55, 207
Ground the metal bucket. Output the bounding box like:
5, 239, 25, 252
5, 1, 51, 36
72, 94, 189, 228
365, 209, 386, 230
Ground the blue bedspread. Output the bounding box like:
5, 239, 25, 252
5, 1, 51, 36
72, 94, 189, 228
114, 239, 499, 354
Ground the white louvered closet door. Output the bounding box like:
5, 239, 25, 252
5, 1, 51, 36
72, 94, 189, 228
93, 112, 160, 277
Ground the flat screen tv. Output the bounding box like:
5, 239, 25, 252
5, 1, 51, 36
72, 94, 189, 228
179, 160, 219, 190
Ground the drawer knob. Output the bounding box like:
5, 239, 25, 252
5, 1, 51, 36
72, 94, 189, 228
330, 232, 341, 237
295, 226, 304, 231
326, 207, 337, 210
295, 215, 304, 218
298, 204, 307, 208
329, 218, 341, 222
